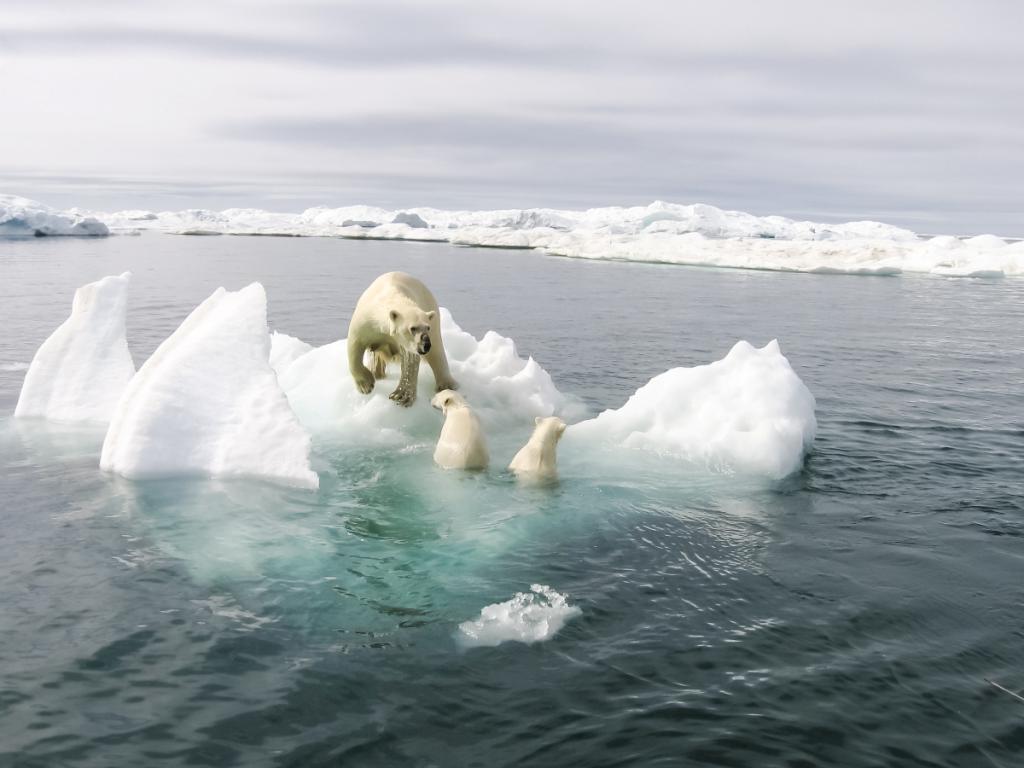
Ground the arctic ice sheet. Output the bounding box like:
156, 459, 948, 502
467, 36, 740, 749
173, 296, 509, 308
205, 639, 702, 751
92, 199, 1024, 277
0, 194, 108, 236
100, 283, 318, 489
15, 272, 135, 423
566, 339, 816, 480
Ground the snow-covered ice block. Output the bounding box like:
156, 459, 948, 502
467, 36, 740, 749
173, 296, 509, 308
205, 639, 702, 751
277, 308, 577, 442
101, 283, 318, 489
269, 331, 313, 377
15, 272, 134, 422
1, 194, 108, 236
567, 340, 816, 479
456, 585, 581, 648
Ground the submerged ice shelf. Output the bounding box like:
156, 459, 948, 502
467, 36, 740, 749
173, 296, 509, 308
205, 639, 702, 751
16, 273, 818, 487
88, 199, 1024, 278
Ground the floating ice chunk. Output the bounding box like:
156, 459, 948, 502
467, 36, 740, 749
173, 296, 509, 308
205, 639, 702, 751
0, 194, 108, 236
456, 585, 581, 648
101, 283, 318, 489
269, 331, 313, 377
567, 340, 816, 479
277, 309, 576, 441
15, 272, 134, 423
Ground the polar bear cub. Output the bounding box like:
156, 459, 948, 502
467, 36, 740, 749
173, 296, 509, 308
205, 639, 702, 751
431, 390, 489, 470
508, 416, 566, 483
347, 272, 457, 407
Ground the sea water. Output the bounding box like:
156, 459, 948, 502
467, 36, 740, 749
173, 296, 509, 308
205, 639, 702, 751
1, 233, 1022, 766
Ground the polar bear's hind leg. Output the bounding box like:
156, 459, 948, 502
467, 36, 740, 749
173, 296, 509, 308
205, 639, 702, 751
372, 348, 393, 379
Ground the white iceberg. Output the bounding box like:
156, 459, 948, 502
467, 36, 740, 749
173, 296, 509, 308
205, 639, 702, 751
566, 340, 816, 479
277, 308, 578, 441
15, 272, 135, 423
269, 331, 313, 377
457, 584, 581, 648
100, 283, 318, 489
1, 194, 108, 237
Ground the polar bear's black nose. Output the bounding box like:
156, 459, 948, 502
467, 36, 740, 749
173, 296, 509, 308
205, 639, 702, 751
418, 336, 431, 354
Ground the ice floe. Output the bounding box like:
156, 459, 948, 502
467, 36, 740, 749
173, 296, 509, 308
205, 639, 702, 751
15, 272, 135, 422
456, 584, 581, 648
1, 194, 108, 237
16, 270, 817, 486
100, 283, 318, 489
566, 339, 816, 480
89, 198, 1024, 277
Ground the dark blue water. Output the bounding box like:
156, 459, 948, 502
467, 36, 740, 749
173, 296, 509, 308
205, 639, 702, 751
1, 233, 1022, 767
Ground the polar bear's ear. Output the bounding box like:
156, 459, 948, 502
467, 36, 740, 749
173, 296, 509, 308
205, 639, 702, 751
425, 311, 436, 323
557, 422, 567, 435
535, 416, 543, 425
389, 309, 400, 323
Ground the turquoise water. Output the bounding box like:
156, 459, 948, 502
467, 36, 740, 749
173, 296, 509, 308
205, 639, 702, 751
1, 234, 1023, 767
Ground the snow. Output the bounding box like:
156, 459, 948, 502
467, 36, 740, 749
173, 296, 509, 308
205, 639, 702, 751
1, 194, 108, 237
566, 339, 816, 480
90, 199, 1024, 277
456, 585, 581, 648
100, 283, 318, 489
269, 331, 313, 377
277, 308, 579, 442
15, 272, 135, 422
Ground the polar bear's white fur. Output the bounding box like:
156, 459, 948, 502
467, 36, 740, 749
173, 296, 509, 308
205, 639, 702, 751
431, 390, 489, 470
347, 272, 457, 407
508, 416, 566, 482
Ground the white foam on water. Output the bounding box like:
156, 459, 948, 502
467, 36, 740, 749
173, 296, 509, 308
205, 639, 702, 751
2, 362, 31, 372
456, 584, 582, 648
15, 272, 135, 423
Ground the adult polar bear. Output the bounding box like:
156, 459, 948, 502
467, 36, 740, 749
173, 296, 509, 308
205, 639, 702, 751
347, 272, 457, 406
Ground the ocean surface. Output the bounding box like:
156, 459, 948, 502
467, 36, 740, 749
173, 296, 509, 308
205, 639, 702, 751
1, 233, 1022, 767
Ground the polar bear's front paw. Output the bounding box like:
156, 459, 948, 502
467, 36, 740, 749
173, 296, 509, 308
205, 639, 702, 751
389, 387, 416, 407
353, 367, 375, 394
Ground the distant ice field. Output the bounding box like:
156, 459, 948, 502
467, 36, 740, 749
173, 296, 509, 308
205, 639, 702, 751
1, 233, 1022, 767
5, 193, 1023, 277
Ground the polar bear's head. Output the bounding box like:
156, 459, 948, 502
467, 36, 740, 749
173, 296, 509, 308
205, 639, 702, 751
533, 416, 567, 443
431, 389, 467, 414
389, 308, 436, 356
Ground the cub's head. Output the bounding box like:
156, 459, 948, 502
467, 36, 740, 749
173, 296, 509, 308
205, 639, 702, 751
389, 308, 436, 355
533, 416, 567, 443
431, 389, 466, 414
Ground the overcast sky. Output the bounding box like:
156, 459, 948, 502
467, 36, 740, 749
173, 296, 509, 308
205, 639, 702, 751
2, 0, 1022, 234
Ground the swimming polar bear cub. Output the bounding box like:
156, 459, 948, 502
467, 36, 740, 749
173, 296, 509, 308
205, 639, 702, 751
347, 272, 457, 406
431, 390, 489, 470
508, 416, 566, 483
